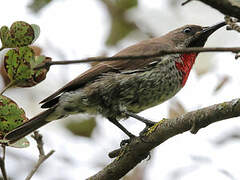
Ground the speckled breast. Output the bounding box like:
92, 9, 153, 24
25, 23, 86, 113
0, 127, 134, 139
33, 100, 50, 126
83, 55, 184, 119
119, 56, 183, 113
58, 55, 184, 120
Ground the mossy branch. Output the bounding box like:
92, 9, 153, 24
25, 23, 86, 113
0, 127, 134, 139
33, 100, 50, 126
88, 98, 240, 179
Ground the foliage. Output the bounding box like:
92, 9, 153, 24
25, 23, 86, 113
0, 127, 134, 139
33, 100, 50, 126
0, 95, 29, 148
0, 21, 36, 49
65, 117, 96, 138
0, 21, 49, 148
0, 95, 28, 138
4, 46, 51, 88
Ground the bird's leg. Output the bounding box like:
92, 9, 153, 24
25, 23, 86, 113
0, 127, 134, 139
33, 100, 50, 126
108, 118, 135, 138
108, 117, 136, 146
123, 111, 156, 138
124, 111, 156, 127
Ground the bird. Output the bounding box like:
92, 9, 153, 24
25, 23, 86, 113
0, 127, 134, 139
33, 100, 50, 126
5, 22, 226, 143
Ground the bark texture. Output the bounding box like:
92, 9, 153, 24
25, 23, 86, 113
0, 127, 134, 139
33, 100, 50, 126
88, 98, 240, 179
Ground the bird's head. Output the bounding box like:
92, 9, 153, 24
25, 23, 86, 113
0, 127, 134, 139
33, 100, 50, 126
166, 22, 226, 48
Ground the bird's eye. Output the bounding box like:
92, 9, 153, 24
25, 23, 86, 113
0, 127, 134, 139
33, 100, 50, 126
183, 27, 192, 34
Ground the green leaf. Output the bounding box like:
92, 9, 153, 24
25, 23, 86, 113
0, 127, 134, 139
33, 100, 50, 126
31, 24, 41, 43
4, 47, 34, 82
0, 21, 35, 48
9, 138, 30, 148
0, 95, 28, 139
3, 47, 51, 88
65, 117, 96, 138
31, 55, 46, 67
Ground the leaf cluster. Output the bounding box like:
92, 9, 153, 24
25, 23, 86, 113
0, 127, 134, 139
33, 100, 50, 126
0, 21, 51, 148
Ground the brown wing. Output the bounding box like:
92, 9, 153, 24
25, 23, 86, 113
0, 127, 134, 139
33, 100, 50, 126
40, 37, 171, 104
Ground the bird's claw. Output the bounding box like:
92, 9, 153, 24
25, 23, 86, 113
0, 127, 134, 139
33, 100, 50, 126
120, 139, 130, 147
120, 135, 136, 147
140, 120, 156, 135
120, 120, 156, 146
139, 121, 156, 143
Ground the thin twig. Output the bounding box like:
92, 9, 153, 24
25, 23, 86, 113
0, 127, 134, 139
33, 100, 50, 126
25, 131, 55, 180
34, 47, 240, 70
225, 16, 240, 33
0, 145, 8, 180
25, 150, 54, 180
0, 47, 4, 52
181, 0, 193, 6
0, 82, 14, 95
31, 131, 45, 156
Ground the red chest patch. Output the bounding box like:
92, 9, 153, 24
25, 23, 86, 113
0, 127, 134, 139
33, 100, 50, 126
175, 53, 197, 87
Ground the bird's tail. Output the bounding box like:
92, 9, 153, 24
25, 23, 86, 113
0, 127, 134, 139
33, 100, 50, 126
4, 108, 55, 144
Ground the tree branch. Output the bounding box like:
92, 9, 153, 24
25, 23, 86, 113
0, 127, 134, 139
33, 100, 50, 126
25, 131, 55, 180
197, 0, 240, 19
225, 16, 240, 33
88, 98, 240, 179
0, 146, 8, 180
181, 0, 193, 6
34, 47, 240, 70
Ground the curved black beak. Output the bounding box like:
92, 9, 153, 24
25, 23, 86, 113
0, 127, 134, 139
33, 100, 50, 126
190, 21, 226, 47
201, 21, 226, 37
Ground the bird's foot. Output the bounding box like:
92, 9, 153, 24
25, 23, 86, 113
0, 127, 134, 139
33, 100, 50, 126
139, 115, 156, 136
139, 121, 156, 143
123, 110, 157, 142
120, 134, 136, 147
190, 119, 200, 134
120, 134, 152, 160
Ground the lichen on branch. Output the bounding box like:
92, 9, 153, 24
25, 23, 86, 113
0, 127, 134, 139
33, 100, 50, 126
88, 98, 240, 179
